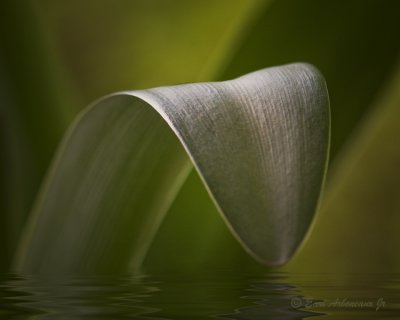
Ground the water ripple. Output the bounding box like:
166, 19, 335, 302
0, 271, 399, 319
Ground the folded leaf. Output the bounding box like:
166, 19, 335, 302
15, 63, 329, 274
146, 0, 400, 271
287, 60, 400, 273
0, 0, 266, 271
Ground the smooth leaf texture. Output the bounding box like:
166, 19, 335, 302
1, 0, 266, 271
0, 0, 79, 270
15, 63, 329, 274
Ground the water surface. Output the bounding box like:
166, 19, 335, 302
0, 271, 399, 319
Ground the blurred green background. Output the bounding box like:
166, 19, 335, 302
1, 0, 400, 274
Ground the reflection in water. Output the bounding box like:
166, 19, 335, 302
0, 274, 163, 319
220, 273, 321, 319
0, 272, 399, 319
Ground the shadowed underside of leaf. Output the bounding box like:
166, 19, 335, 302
14, 63, 329, 274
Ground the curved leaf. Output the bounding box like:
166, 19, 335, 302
287, 60, 400, 273
146, 0, 400, 271
1, 0, 266, 270
221, 0, 400, 159
14, 63, 329, 274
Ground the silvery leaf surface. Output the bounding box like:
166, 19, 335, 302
15, 63, 330, 274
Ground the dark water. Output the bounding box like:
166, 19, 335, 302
0, 271, 399, 319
